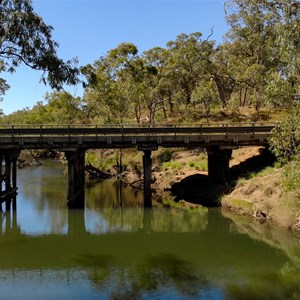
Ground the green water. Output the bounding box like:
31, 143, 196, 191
0, 160, 299, 299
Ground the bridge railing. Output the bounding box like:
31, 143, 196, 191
0, 122, 278, 137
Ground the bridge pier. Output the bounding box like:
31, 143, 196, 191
139, 145, 157, 207
65, 150, 86, 209
143, 150, 153, 207
0, 150, 19, 211
207, 146, 232, 185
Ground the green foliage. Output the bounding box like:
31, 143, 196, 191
0, 0, 79, 94
0, 91, 83, 125
269, 103, 300, 191
281, 160, 300, 191
188, 161, 196, 167
162, 161, 182, 171
3, 0, 300, 128
187, 160, 208, 171
223, 0, 299, 110
158, 149, 173, 163
191, 79, 218, 118
270, 104, 300, 163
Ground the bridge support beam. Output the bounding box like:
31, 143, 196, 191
143, 150, 152, 207
207, 146, 232, 185
0, 150, 19, 211
65, 150, 86, 209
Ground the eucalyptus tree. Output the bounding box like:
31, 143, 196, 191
137, 47, 173, 125
191, 78, 219, 120
210, 44, 236, 109
82, 43, 139, 124
224, 0, 279, 111
44, 91, 82, 124
0, 0, 79, 100
224, 0, 300, 110
164, 32, 215, 112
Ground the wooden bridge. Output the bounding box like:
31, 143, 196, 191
0, 123, 276, 209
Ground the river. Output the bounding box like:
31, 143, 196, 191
0, 160, 300, 299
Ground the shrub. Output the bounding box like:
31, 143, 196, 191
159, 149, 173, 163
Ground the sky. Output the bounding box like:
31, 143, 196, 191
1, 0, 229, 115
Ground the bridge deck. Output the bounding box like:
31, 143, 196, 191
0, 123, 276, 150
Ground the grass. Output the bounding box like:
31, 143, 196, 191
162, 161, 183, 170
188, 160, 208, 171
162, 198, 208, 213
222, 197, 253, 215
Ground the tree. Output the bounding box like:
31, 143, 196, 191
82, 43, 139, 124
191, 78, 218, 120
210, 45, 236, 109
224, 0, 300, 111
0, 0, 79, 98
165, 32, 215, 108
270, 103, 300, 190
143, 47, 177, 121
45, 91, 82, 124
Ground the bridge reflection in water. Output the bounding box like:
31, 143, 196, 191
0, 207, 292, 299
0, 123, 275, 209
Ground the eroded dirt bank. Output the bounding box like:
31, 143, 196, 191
222, 169, 300, 231
150, 147, 300, 231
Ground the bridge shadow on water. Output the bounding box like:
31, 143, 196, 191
168, 149, 276, 207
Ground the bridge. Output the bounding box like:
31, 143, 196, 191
0, 123, 276, 209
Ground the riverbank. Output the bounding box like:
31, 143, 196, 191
149, 146, 300, 231
222, 168, 300, 231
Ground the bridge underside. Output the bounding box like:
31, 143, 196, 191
0, 145, 267, 210
59, 145, 237, 209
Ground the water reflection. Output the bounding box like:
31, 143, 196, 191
1, 161, 299, 299
0, 206, 298, 299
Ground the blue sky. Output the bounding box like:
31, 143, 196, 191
2, 0, 228, 115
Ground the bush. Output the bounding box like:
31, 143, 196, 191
159, 149, 173, 162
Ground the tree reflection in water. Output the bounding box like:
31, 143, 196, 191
76, 252, 211, 299
2, 164, 299, 299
